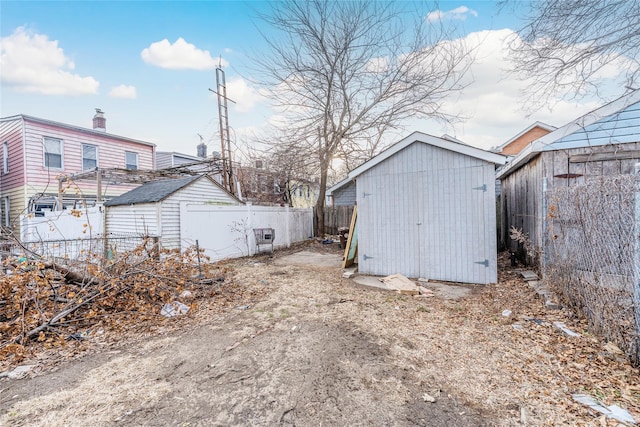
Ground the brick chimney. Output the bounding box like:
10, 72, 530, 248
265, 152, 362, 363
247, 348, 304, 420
197, 142, 207, 158
93, 108, 106, 132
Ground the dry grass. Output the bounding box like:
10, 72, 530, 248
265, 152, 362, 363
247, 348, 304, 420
1, 242, 639, 426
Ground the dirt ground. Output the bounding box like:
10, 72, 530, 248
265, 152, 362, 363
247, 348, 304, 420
1, 241, 639, 426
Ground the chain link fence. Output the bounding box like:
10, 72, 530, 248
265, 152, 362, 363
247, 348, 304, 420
545, 174, 639, 364
0, 234, 159, 267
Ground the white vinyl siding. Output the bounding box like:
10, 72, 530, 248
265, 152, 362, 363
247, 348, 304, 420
107, 204, 159, 236
3, 196, 9, 227
43, 137, 63, 169
125, 151, 138, 170
3, 142, 8, 173
82, 144, 98, 170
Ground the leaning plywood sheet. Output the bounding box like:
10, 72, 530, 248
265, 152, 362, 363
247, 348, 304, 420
380, 273, 419, 295
342, 206, 358, 268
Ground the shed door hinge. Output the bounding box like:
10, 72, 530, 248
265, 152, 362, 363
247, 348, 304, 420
363, 254, 373, 260
473, 184, 487, 192
362, 192, 372, 198
475, 259, 489, 267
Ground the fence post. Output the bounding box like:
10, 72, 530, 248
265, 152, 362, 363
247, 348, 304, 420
634, 163, 640, 363
285, 205, 291, 248
246, 203, 254, 256
541, 176, 548, 277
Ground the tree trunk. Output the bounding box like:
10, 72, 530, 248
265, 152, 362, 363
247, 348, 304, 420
314, 157, 330, 237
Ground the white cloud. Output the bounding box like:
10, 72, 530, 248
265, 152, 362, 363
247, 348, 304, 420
365, 57, 389, 73
427, 6, 478, 22
141, 37, 227, 70
108, 84, 137, 99
225, 77, 263, 113
0, 26, 99, 95
418, 29, 615, 149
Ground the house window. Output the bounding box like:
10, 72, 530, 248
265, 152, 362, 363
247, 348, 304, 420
82, 144, 98, 170
307, 186, 310, 198
43, 137, 63, 169
125, 151, 138, 170
3, 142, 8, 174
3, 196, 9, 227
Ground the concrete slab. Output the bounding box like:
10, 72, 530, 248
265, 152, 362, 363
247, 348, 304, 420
352, 275, 393, 291
420, 282, 474, 300
274, 250, 342, 268
352, 275, 474, 300
520, 271, 539, 281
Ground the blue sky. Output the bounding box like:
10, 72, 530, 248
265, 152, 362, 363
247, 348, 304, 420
0, 1, 627, 162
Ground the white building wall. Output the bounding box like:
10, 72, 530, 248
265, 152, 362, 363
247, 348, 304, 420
180, 203, 313, 261
158, 177, 239, 250
20, 205, 104, 242
357, 141, 498, 284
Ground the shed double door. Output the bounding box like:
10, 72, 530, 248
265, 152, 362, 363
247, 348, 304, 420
358, 164, 495, 284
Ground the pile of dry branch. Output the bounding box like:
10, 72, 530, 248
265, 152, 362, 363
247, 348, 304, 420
0, 240, 236, 366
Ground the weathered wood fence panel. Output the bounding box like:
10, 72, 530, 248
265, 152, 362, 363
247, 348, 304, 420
319, 205, 355, 235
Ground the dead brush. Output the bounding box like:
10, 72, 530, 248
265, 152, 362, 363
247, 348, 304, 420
0, 238, 224, 364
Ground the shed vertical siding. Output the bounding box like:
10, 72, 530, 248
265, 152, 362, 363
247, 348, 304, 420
501, 143, 640, 265
500, 155, 543, 260
332, 181, 357, 206
357, 141, 498, 284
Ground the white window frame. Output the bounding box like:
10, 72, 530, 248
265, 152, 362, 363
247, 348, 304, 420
43, 137, 63, 169
125, 151, 138, 170
3, 142, 8, 174
4, 196, 9, 227
82, 144, 98, 171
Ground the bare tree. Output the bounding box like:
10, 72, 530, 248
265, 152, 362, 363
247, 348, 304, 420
254, 0, 472, 235
505, 0, 640, 109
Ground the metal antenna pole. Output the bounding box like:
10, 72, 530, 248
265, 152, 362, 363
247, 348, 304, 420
213, 67, 235, 194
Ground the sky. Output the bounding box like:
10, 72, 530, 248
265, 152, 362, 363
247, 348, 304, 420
0, 0, 629, 164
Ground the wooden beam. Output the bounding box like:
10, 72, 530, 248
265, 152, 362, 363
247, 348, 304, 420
569, 150, 640, 163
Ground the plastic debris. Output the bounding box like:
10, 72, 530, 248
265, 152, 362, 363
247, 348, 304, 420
553, 321, 581, 337
2, 365, 36, 380
502, 309, 512, 317
67, 333, 85, 341
572, 394, 636, 424
160, 301, 190, 318
236, 305, 250, 310
422, 393, 436, 403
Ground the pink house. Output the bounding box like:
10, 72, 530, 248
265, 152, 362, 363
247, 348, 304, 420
0, 110, 155, 228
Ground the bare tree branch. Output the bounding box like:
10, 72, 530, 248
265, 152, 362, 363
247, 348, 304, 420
253, 0, 473, 235
504, 0, 640, 110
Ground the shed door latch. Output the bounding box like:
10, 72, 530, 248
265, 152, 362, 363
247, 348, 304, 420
474, 259, 489, 267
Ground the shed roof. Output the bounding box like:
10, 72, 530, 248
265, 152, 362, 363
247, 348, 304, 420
104, 175, 239, 206
497, 89, 640, 179
348, 131, 507, 179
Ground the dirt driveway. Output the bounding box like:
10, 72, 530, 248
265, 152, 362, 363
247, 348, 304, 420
1, 242, 638, 426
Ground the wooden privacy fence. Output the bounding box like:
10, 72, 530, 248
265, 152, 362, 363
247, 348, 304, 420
318, 205, 355, 235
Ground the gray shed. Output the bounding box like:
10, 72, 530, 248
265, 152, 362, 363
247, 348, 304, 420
326, 177, 356, 207
104, 174, 242, 249
497, 89, 640, 264
349, 132, 506, 285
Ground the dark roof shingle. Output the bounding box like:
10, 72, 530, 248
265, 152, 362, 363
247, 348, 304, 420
104, 175, 201, 207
